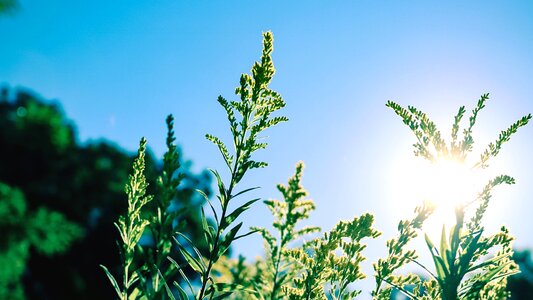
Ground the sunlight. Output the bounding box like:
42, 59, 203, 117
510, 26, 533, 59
387, 155, 491, 240
419, 158, 480, 238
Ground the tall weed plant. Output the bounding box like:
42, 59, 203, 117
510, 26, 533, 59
102, 32, 530, 299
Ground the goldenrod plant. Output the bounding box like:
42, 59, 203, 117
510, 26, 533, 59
252, 162, 321, 300
137, 115, 186, 299
104, 32, 530, 299
214, 162, 380, 300
373, 95, 530, 299
284, 212, 380, 299
191, 30, 287, 300
101, 138, 154, 300
372, 201, 435, 299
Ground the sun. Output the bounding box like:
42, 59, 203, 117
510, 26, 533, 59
387, 155, 489, 240
419, 158, 481, 235
422, 158, 477, 209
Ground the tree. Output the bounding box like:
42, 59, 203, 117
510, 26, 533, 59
0, 0, 17, 14
508, 249, 533, 299
0, 182, 82, 300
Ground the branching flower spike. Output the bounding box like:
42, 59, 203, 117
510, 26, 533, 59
101, 137, 154, 300
251, 162, 321, 300
379, 95, 530, 299
171, 31, 287, 300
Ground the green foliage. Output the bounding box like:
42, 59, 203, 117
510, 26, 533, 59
15, 99, 73, 151
101, 138, 154, 300
248, 162, 380, 300
507, 249, 533, 299
372, 201, 435, 299
213, 163, 380, 300
0, 88, 213, 299
189, 30, 287, 300
212, 255, 265, 299
252, 161, 320, 300
285, 213, 380, 300
0, 0, 17, 14
476, 114, 531, 168
0, 182, 82, 300
99, 33, 531, 300
380, 95, 530, 299
386, 94, 531, 164
137, 115, 186, 299
103, 31, 287, 300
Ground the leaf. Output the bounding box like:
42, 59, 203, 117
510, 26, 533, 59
200, 207, 212, 248
175, 240, 205, 274
233, 228, 260, 241
206, 134, 233, 170
100, 265, 122, 299
232, 186, 261, 199
457, 230, 483, 277
425, 234, 448, 280
217, 222, 243, 259
220, 198, 260, 230
156, 268, 177, 300
168, 256, 195, 296
173, 281, 190, 300
209, 169, 227, 206
196, 188, 219, 224
439, 225, 451, 271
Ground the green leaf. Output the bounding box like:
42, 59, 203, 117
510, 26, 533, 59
156, 268, 177, 300
233, 228, 259, 241
173, 281, 190, 300
232, 186, 260, 199
220, 198, 260, 230
217, 222, 243, 259
175, 240, 205, 274
196, 189, 219, 224
439, 225, 451, 271
206, 134, 233, 170
100, 264, 122, 299
425, 234, 448, 279
209, 169, 227, 206
200, 208, 213, 249
168, 256, 195, 296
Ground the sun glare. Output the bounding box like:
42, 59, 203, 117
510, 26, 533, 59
420, 159, 479, 236
423, 159, 477, 208
387, 155, 490, 240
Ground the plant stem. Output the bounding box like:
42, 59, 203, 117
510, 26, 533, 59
123, 263, 129, 300
197, 110, 250, 299
270, 226, 286, 300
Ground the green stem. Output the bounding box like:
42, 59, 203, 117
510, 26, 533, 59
197, 109, 251, 300
123, 263, 129, 300
270, 241, 284, 300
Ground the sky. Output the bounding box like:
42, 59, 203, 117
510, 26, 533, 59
1, 0, 533, 296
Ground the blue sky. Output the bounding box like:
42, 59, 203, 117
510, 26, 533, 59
2, 0, 533, 295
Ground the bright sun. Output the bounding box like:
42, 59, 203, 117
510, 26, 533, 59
422, 158, 477, 209
419, 159, 479, 235
387, 155, 490, 240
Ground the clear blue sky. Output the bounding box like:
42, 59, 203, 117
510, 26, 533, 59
2, 0, 533, 296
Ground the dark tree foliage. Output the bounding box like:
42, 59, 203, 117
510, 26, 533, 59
508, 249, 533, 299
0, 87, 212, 299
0, 0, 17, 14
0, 182, 82, 300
